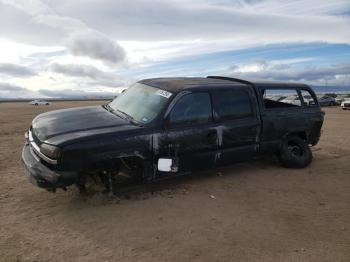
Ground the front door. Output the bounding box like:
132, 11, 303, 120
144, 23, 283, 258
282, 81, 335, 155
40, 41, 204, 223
155, 91, 218, 177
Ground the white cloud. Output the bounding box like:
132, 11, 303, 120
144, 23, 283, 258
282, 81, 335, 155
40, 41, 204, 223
0, 82, 45, 98
0, 0, 349, 96
242, 0, 350, 16
66, 31, 126, 65
50, 63, 127, 87
0, 0, 126, 65
226, 60, 350, 85
0, 81, 120, 99
0, 63, 36, 77
2, 0, 349, 46
38, 88, 119, 99
50, 63, 108, 80
51, 0, 350, 44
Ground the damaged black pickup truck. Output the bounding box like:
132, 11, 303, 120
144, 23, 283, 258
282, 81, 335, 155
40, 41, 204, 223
22, 77, 324, 193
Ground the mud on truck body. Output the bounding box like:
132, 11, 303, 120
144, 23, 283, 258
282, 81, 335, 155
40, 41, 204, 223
22, 77, 324, 194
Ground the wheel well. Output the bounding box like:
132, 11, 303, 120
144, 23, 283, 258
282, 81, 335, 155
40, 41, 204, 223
90, 156, 144, 173
278, 131, 309, 154
80, 156, 146, 192
288, 131, 308, 141
119, 156, 144, 172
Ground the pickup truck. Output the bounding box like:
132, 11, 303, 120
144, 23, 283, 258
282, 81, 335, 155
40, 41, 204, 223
22, 77, 324, 193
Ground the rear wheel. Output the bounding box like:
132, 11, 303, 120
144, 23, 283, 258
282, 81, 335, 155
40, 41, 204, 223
278, 135, 312, 168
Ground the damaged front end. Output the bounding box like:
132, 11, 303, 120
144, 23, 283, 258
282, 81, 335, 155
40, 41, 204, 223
21, 131, 77, 191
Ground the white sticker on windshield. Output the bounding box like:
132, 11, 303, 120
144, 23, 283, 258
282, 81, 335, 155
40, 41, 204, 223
156, 89, 172, 98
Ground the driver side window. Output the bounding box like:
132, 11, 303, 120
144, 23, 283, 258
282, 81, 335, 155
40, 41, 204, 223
168, 92, 212, 126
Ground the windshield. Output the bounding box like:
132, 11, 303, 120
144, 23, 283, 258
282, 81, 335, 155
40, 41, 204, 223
108, 83, 172, 124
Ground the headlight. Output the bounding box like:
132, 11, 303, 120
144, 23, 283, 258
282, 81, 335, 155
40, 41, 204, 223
40, 143, 61, 159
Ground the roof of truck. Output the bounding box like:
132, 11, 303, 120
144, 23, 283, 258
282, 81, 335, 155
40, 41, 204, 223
139, 77, 248, 92
139, 76, 308, 92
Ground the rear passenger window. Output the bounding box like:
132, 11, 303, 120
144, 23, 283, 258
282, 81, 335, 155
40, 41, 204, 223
212, 90, 253, 120
300, 89, 316, 106
262, 89, 301, 108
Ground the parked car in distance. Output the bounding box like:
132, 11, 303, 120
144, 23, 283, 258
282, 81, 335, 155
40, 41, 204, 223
30, 100, 50, 106
335, 96, 344, 105
280, 95, 302, 106
317, 95, 336, 106
341, 100, 350, 110
22, 77, 324, 194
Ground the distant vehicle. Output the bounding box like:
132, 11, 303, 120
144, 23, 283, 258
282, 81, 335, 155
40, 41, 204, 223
277, 96, 287, 102
22, 76, 324, 194
30, 100, 50, 106
280, 95, 302, 106
317, 95, 336, 106
335, 95, 350, 105
335, 96, 344, 105
341, 100, 350, 110
300, 94, 315, 105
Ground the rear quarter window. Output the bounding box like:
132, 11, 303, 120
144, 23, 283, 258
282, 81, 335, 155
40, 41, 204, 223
262, 88, 302, 109
212, 89, 253, 120
300, 89, 317, 106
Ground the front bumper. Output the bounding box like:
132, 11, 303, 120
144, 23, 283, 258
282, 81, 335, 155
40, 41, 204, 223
21, 143, 77, 189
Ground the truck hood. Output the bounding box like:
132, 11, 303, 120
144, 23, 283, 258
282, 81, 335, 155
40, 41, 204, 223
32, 105, 138, 144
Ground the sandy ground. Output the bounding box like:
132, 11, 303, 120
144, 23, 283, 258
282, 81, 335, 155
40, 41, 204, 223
0, 101, 349, 262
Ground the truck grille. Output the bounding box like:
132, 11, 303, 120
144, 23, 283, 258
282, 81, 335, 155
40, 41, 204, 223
28, 129, 57, 165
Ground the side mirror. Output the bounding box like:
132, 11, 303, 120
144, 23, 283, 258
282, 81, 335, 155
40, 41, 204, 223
157, 158, 173, 172
157, 158, 178, 172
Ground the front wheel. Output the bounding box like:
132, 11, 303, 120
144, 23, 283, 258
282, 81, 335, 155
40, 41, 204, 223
278, 135, 312, 168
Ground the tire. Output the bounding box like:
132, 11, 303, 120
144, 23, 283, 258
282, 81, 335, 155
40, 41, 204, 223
330, 102, 335, 106
278, 135, 312, 168
35, 103, 38, 106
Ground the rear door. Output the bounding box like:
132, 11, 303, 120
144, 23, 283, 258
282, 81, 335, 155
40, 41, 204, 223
211, 87, 261, 165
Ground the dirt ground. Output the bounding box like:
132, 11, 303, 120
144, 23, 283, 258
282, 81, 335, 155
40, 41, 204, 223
0, 101, 349, 262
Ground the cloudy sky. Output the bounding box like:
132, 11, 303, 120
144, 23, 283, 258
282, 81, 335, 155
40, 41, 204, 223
0, 0, 349, 98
